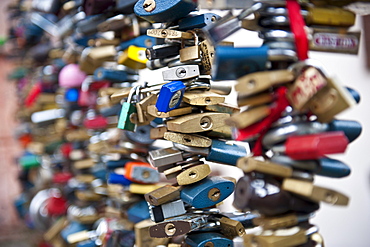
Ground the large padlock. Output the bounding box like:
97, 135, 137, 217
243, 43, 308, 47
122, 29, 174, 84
180, 176, 235, 208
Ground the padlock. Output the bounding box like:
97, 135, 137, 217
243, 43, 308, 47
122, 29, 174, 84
219, 217, 246, 239
185, 232, 233, 247
162, 65, 200, 81
135, 219, 170, 247
233, 174, 320, 216
178, 13, 221, 30
147, 29, 194, 39
107, 173, 132, 186
163, 132, 212, 148
183, 90, 225, 106
147, 105, 192, 118
146, 44, 181, 60
270, 155, 351, 178
212, 45, 297, 80
236, 69, 295, 97
225, 105, 270, 129
149, 214, 209, 238
180, 176, 235, 208
150, 199, 186, 222
145, 185, 182, 206
282, 178, 349, 205
205, 103, 240, 115
174, 139, 248, 166
82, 0, 116, 16
127, 200, 151, 223
148, 147, 184, 168
180, 32, 200, 63
253, 213, 311, 230
199, 39, 215, 75
237, 156, 293, 178
93, 67, 139, 83
155, 80, 186, 113
125, 161, 160, 184
166, 112, 230, 133
61, 221, 89, 244
117, 86, 137, 131
169, 163, 211, 185
117, 45, 148, 70
134, 0, 197, 23
271, 131, 349, 160
150, 125, 168, 139
129, 183, 164, 194
106, 229, 136, 247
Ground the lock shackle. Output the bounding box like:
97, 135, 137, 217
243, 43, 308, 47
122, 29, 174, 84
127, 85, 139, 103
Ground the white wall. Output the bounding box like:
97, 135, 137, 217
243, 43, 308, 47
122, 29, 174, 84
140, 14, 370, 246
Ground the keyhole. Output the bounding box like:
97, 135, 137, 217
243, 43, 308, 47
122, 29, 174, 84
169, 91, 182, 108
325, 192, 338, 204
175, 67, 187, 78
200, 116, 212, 130
188, 170, 198, 179
142, 170, 150, 179
183, 137, 192, 143
205, 242, 214, 247
148, 195, 156, 204
143, 0, 156, 12
208, 188, 221, 201
165, 223, 176, 236
161, 29, 168, 37
248, 79, 256, 88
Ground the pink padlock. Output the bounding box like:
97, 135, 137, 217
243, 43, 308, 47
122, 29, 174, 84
58, 64, 87, 88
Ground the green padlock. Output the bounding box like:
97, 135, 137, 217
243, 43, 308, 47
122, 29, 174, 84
117, 86, 138, 131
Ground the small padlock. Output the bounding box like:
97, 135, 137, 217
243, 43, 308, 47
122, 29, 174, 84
117, 86, 137, 131
145, 185, 182, 206
149, 199, 186, 222
155, 80, 186, 113
179, 31, 200, 63
125, 161, 160, 184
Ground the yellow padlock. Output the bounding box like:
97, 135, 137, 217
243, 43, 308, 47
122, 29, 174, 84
117, 45, 148, 70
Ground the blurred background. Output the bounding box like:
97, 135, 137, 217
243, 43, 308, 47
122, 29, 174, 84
0, 1, 369, 246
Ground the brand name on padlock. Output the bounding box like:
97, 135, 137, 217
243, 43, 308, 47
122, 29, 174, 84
313, 33, 358, 50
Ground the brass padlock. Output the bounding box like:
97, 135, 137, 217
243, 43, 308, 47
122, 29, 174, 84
145, 185, 182, 206
163, 132, 212, 147
180, 31, 200, 62
225, 105, 270, 129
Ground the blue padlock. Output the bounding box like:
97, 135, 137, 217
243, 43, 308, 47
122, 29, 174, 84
156, 80, 186, 113
178, 13, 221, 31
180, 176, 235, 208
106, 159, 132, 169
108, 172, 132, 186
134, 0, 197, 23
207, 140, 247, 165
118, 35, 159, 51
185, 232, 233, 247
212, 45, 269, 81
93, 67, 138, 83
127, 200, 151, 223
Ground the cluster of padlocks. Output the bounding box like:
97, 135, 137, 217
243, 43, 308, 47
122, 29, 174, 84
7, 0, 364, 246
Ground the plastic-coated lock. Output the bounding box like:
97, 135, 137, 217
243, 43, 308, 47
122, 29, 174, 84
108, 173, 132, 186
19, 154, 41, 169
270, 156, 351, 178
117, 102, 137, 131
208, 139, 247, 165
117, 45, 148, 70
118, 35, 158, 51
125, 161, 159, 184
156, 80, 186, 113
93, 67, 138, 83
180, 176, 235, 208
185, 232, 233, 247
178, 13, 221, 31
212, 45, 268, 81
134, 0, 197, 23
125, 125, 155, 145
146, 44, 181, 60
273, 131, 349, 160
127, 200, 151, 223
